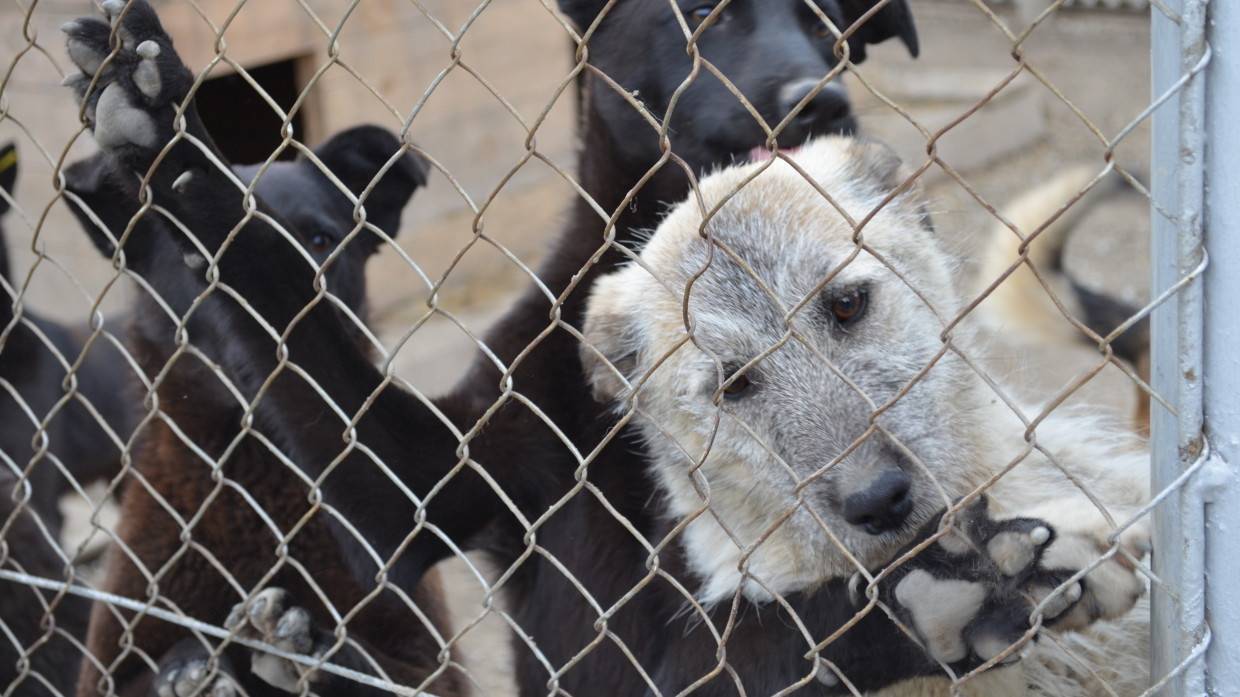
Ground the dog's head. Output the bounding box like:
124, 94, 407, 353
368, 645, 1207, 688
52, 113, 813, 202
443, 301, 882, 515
64, 125, 427, 316
581, 138, 986, 600
559, 0, 917, 174
234, 125, 428, 314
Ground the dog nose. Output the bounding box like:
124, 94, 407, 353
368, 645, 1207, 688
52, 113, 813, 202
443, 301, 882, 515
843, 469, 913, 535
778, 78, 851, 127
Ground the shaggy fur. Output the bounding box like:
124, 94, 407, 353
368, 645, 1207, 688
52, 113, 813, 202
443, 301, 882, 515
579, 137, 1151, 697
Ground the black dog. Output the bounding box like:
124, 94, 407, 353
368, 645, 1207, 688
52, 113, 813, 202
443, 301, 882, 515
0, 142, 135, 535
59, 125, 462, 697
565, 0, 916, 176
58, 2, 1064, 696
0, 471, 92, 697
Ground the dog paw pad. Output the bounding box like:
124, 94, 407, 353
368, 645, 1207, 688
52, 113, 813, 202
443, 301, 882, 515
155, 657, 237, 697
101, 0, 127, 19
227, 587, 326, 693
894, 570, 987, 664
987, 530, 1039, 577
136, 39, 160, 58
65, 40, 104, 76
273, 606, 314, 654
971, 632, 1019, 664
937, 529, 973, 555
93, 83, 157, 149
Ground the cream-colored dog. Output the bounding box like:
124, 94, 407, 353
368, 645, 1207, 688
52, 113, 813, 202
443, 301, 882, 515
581, 137, 1150, 696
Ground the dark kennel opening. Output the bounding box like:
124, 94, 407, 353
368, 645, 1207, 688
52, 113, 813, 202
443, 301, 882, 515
194, 57, 307, 165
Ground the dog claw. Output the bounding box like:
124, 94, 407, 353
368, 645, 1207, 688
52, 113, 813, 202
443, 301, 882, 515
847, 571, 864, 605
1031, 526, 1050, 545
172, 169, 194, 192
154, 642, 238, 697
60, 20, 83, 34
815, 659, 839, 687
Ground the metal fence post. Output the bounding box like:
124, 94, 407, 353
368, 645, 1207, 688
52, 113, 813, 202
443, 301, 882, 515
1203, 1, 1240, 693
1150, 0, 1210, 695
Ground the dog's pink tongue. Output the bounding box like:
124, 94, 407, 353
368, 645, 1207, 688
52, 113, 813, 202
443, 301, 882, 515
748, 145, 800, 162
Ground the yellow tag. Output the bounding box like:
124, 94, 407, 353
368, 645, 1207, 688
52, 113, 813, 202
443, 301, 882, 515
0, 148, 16, 174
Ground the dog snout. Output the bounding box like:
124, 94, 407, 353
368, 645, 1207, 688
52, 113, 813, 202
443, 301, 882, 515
777, 79, 851, 131
843, 469, 913, 535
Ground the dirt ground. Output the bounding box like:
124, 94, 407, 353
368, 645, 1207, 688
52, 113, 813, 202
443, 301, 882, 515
27, 2, 1155, 695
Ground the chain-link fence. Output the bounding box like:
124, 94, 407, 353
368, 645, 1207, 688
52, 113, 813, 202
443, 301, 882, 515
0, 0, 1230, 695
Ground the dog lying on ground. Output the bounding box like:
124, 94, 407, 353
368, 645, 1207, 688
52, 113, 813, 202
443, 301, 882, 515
974, 166, 1152, 431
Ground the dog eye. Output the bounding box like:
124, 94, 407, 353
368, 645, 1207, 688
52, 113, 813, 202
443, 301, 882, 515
813, 19, 835, 39
722, 364, 754, 399
687, 4, 724, 27
308, 233, 333, 252
829, 288, 868, 327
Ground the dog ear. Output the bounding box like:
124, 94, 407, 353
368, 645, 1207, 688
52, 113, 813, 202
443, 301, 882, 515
846, 138, 934, 229
311, 125, 429, 245
846, 138, 909, 193
580, 272, 643, 404
0, 142, 18, 216
839, 0, 919, 63
557, 0, 610, 30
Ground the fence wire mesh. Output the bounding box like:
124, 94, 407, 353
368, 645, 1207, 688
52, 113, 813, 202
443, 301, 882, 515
0, 0, 1220, 696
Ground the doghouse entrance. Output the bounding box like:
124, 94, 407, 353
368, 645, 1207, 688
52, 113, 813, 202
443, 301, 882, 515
194, 57, 309, 165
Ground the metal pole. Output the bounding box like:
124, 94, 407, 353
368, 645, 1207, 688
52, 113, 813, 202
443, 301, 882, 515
1150, 0, 1209, 695
1203, 0, 1240, 693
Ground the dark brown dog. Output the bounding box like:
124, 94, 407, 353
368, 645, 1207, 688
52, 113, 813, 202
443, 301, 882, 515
62, 115, 461, 695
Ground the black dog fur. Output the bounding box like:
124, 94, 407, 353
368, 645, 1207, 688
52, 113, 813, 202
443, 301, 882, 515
0, 472, 92, 697
61, 1, 1068, 695
61, 116, 461, 696
0, 143, 135, 535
